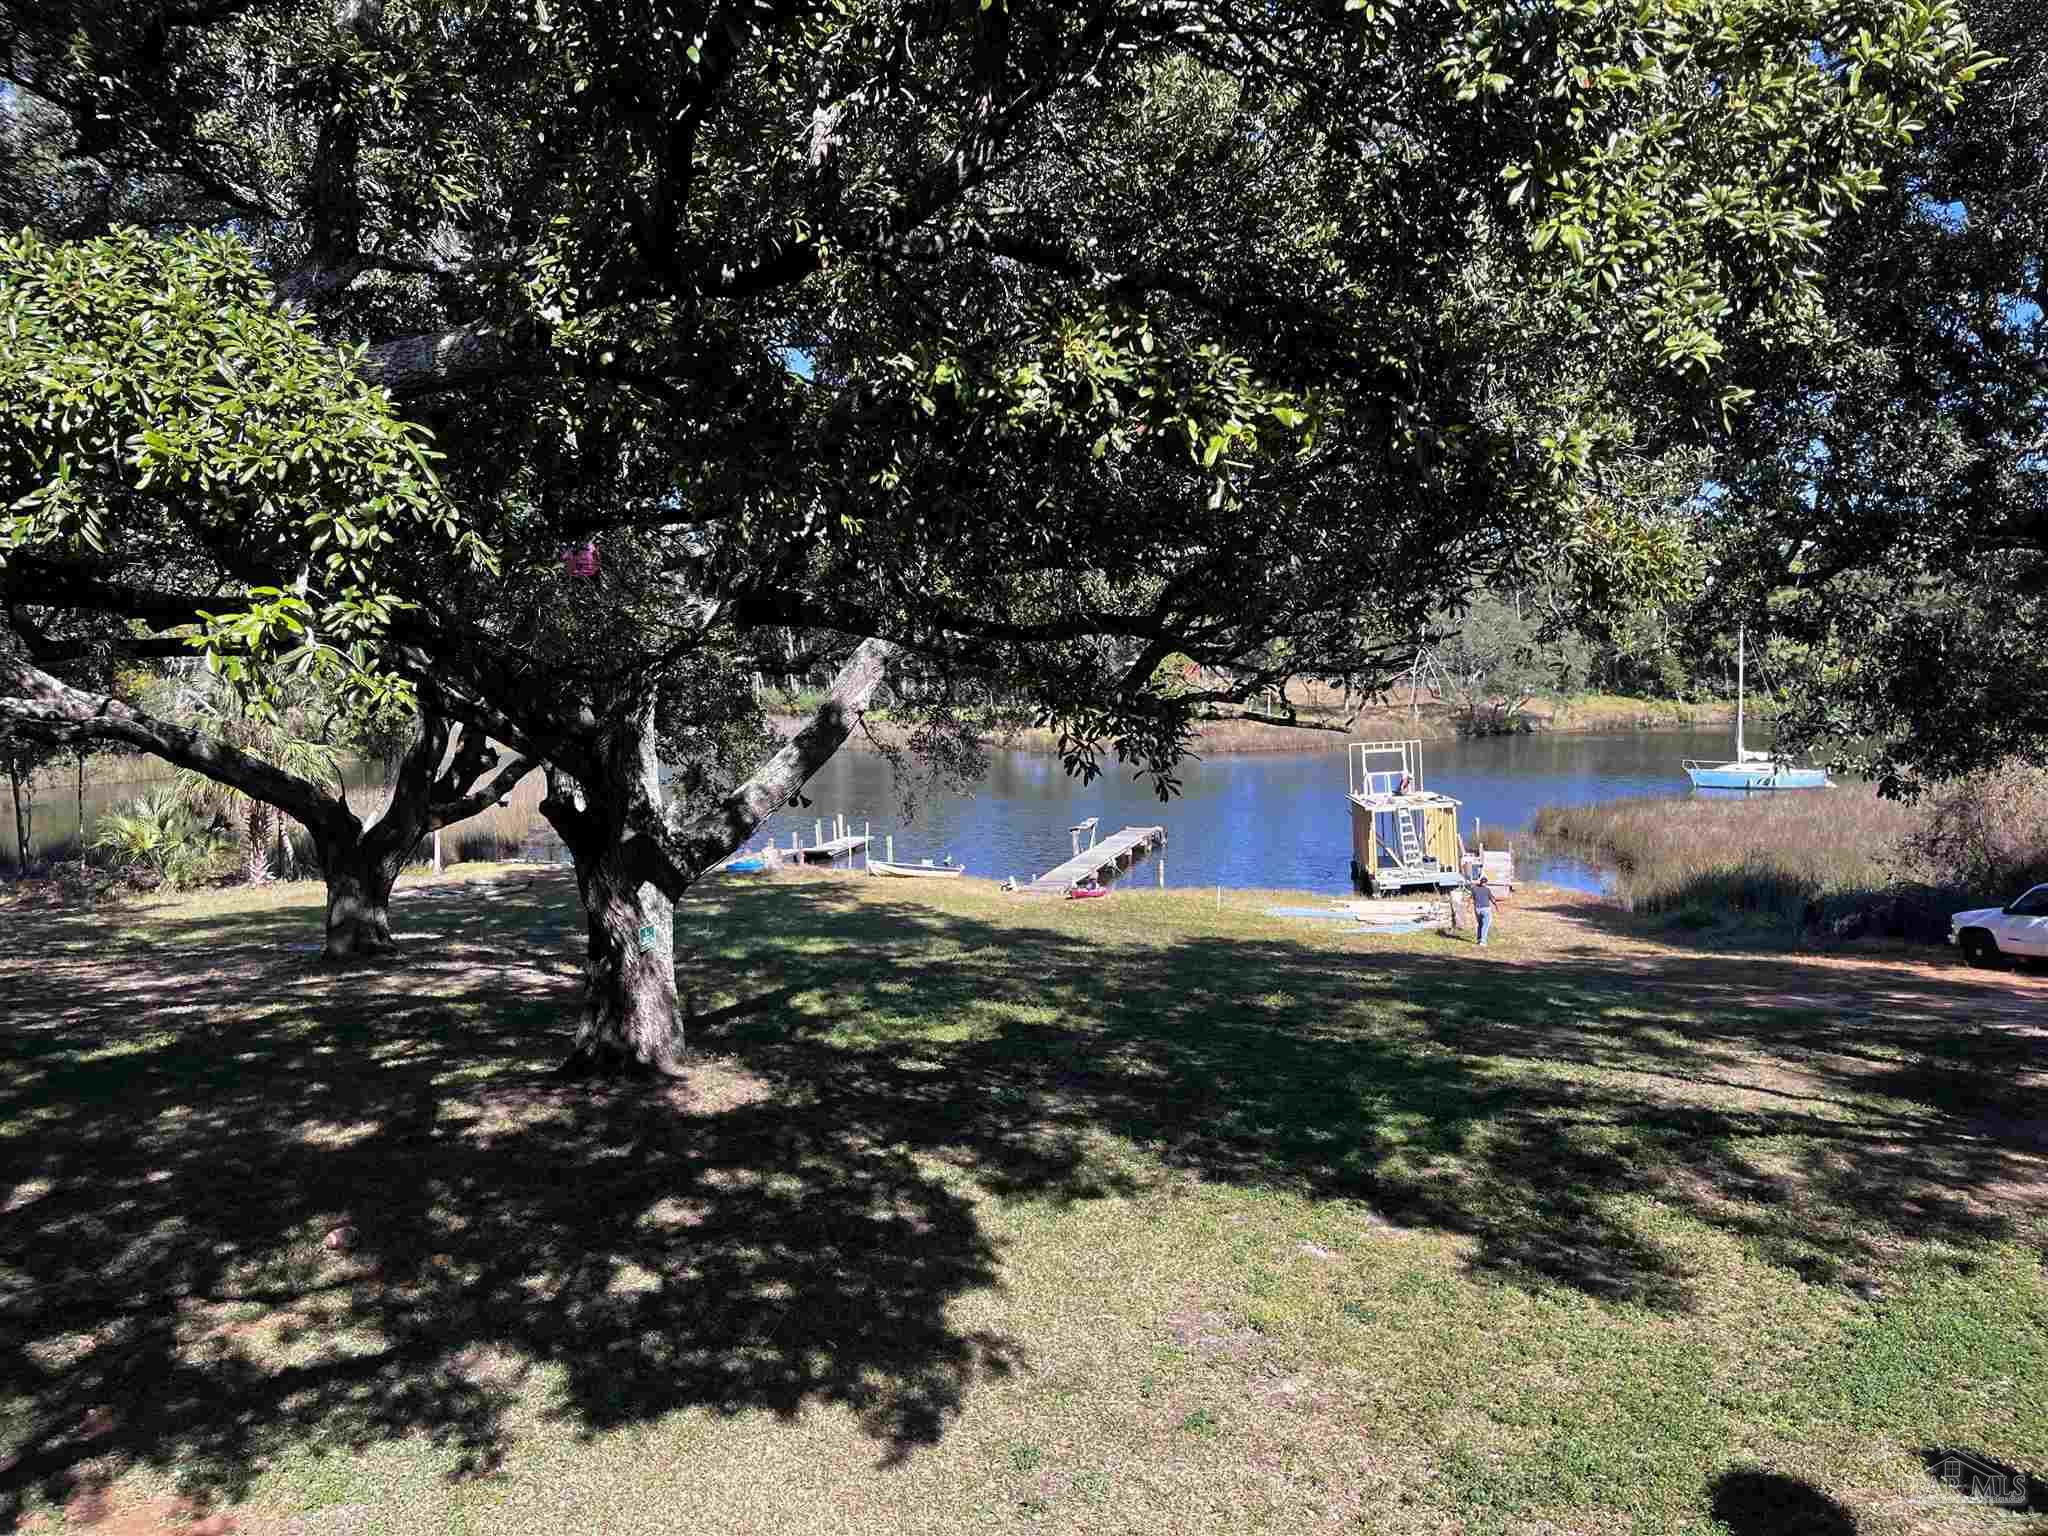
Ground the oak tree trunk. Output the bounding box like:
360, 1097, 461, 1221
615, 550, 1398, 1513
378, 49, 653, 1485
8, 763, 27, 868
550, 714, 683, 1077
309, 706, 532, 962
319, 842, 404, 960
559, 841, 684, 1077
538, 640, 893, 1080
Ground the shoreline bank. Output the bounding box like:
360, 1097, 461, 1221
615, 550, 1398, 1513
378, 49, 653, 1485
771, 694, 1740, 756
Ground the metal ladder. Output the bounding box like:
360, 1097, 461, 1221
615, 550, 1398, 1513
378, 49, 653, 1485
1396, 809, 1425, 869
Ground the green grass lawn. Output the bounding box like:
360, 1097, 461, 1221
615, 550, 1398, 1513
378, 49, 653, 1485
2, 869, 2044, 1535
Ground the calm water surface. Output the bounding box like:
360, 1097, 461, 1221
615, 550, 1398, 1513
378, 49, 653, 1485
757, 729, 1743, 895
7, 728, 1750, 891
0, 760, 385, 867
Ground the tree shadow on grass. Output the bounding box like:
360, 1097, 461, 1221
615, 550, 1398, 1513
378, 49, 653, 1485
1, 872, 2044, 1521
0, 880, 1015, 1524
691, 881, 2044, 1302
1707, 1467, 1858, 1535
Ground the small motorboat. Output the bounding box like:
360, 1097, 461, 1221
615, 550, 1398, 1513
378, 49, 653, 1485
869, 857, 963, 879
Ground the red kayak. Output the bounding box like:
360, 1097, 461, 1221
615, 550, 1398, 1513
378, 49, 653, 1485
1066, 885, 1110, 901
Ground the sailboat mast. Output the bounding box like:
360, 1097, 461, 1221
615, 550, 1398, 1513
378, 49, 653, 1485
1736, 625, 1746, 758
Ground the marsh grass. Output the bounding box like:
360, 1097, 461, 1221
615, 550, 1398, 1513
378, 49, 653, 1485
438, 770, 547, 862
1538, 692, 1737, 732
1471, 821, 1515, 851
1534, 767, 2048, 932
1, 870, 2043, 1534
1533, 789, 1918, 921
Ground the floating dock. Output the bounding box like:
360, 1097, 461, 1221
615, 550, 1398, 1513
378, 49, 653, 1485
1026, 825, 1165, 891
767, 815, 873, 868
785, 834, 868, 865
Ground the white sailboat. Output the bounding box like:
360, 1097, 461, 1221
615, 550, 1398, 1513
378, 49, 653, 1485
1682, 627, 1830, 790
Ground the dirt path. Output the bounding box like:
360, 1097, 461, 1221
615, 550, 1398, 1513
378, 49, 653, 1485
1503, 883, 2048, 1027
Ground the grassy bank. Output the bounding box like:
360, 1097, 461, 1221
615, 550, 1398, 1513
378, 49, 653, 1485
769, 692, 1736, 757
3, 868, 2044, 1534
1533, 768, 2048, 936
1529, 692, 1739, 733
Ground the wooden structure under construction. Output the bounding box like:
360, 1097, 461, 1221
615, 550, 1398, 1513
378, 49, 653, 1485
1347, 740, 1478, 896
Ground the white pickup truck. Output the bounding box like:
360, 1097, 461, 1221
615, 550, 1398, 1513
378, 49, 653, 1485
1950, 883, 2048, 966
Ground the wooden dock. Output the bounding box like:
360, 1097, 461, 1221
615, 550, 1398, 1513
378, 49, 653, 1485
1026, 825, 1165, 891
786, 834, 868, 865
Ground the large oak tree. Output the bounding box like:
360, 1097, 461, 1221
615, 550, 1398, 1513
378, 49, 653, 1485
1, 0, 1990, 1069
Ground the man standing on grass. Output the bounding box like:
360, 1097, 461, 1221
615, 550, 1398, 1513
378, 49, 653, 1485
1471, 873, 1501, 948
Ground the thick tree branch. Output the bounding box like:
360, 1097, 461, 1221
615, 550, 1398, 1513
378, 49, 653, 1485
417, 717, 538, 829
428, 748, 537, 830
272, 0, 379, 306
1, 558, 221, 628
356, 322, 540, 400
0, 649, 351, 834
632, 637, 893, 898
